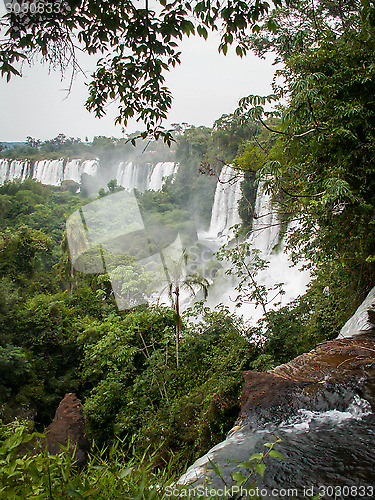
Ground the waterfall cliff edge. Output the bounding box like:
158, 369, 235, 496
178, 292, 375, 497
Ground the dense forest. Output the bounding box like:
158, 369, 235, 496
0, 123, 279, 496
1, 0, 375, 496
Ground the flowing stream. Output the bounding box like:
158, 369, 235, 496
178, 170, 375, 498
178, 326, 375, 499
179, 396, 375, 499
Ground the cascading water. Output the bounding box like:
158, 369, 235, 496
0, 158, 99, 186
241, 183, 310, 323
178, 310, 375, 497
179, 393, 375, 498
33, 159, 66, 185
0, 157, 178, 191
148, 161, 178, 191
116, 161, 178, 192
202, 177, 310, 324
64, 159, 98, 183
207, 165, 243, 239
64, 159, 82, 183
0, 159, 32, 184
81, 160, 98, 177
248, 183, 280, 254
338, 286, 375, 338
116, 162, 150, 191
179, 180, 375, 497
0, 159, 7, 184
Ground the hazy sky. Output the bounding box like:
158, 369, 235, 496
0, 5, 277, 142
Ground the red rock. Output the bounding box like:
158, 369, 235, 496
45, 393, 89, 466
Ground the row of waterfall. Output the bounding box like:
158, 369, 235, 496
2, 156, 307, 322
0, 158, 99, 186
115, 161, 178, 192
0, 158, 178, 191
201, 165, 309, 324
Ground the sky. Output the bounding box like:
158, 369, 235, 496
0, 5, 277, 142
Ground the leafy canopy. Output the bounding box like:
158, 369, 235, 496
0, 0, 282, 142
230, 0, 375, 293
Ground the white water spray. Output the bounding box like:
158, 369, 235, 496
116, 161, 178, 192
203, 178, 310, 324
207, 165, 243, 239
0, 158, 99, 186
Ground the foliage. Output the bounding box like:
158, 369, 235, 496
80, 306, 176, 444
1, 0, 282, 141
205, 436, 283, 499
0, 420, 286, 500
97, 179, 125, 198
0, 419, 178, 499
79, 304, 260, 467
158, 250, 210, 368
0, 181, 94, 423
0, 346, 31, 399
232, 0, 375, 302
216, 242, 285, 315
5, 1, 375, 492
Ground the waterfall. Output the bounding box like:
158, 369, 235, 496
116, 162, 150, 191
243, 183, 309, 321
338, 286, 375, 338
0, 158, 98, 186
81, 160, 98, 177
208, 165, 243, 239
0, 159, 32, 184
116, 161, 178, 192
202, 180, 310, 324
64, 159, 99, 183
248, 183, 280, 254
148, 161, 178, 191
33, 159, 65, 185
0, 157, 176, 191
0, 159, 7, 184
178, 318, 375, 494
64, 159, 82, 183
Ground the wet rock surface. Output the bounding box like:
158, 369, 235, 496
45, 393, 89, 466
179, 335, 375, 498
238, 371, 309, 428
237, 335, 375, 428
270, 335, 375, 384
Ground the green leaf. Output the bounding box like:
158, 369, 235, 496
65, 489, 85, 499
232, 471, 247, 483
266, 19, 278, 32
238, 460, 253, 468
269, 450, 284, 460
254, 462, 266, 477
119, 467, 133, 479
235, 45, 243, 57
208, 458, 224, 479
82, 488, 101, 497
197, 25, 208, 39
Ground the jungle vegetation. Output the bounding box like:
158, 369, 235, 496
1, 0, 375, 495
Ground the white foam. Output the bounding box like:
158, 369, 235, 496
278, 395, 372, 434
